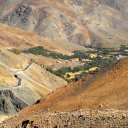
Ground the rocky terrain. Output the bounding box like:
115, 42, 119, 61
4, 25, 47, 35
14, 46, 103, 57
0, 0, 128, 47
0, 23, 85, 54
0, 58, 127, 127
0, 0, 128, 127
35, 58, 128, 111
0, 23, 73, 114
0, 47, 67, 114
1, 109, 128, 128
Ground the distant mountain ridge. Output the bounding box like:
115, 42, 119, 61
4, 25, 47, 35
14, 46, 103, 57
0, 1, 128, 127
0, 0, 128, 47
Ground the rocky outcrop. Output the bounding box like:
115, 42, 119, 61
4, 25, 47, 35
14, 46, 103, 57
1, 4, 33, 29
0, 90, 27, 114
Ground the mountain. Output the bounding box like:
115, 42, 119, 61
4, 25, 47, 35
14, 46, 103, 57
0, 1, 128, 127
0, 23, 70, 114
0, 0, 128, 47
0, 23, 85, 54
1, 58, 128, 127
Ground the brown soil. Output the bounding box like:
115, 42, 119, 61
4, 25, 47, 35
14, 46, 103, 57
23, 58, 128, 112
0, 23, 85, 55
1, 58, 128, 127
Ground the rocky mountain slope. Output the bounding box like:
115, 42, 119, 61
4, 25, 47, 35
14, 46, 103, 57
0, 0, 128, 47
0, 1, 128, 127
36, 58, 128, 111
0, 47, 67, 114
0, 23, 85, 54
0, 23, 70, 114
1, 58, 128, 127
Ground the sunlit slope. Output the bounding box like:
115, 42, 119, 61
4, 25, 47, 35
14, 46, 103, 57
0, 47, 67, 99
0, 47, 67, 113
0, 24, 68, 113
0, 66, 17, 88
38, 58, 128, 111
0, 48, 28, 70
16, 58, 128, 115
1, 58, 128, 127
0, 23, 85, 54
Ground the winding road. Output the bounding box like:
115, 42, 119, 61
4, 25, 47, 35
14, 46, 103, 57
0, 61, 52, 92
14, 62, 33, 87
13, 62, 52, 92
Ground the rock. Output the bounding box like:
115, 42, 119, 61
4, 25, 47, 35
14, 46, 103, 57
0, 0, 128, 47
0, 90, 27, 114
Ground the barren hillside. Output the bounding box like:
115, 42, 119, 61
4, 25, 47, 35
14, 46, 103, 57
19, 58, 128, 112
0, 23, 85, 54
0, 0, 128, 47
0, 1, 128, 127
0, 23, 70, 114
0, 47, 67, 114
1, 58, 128, 127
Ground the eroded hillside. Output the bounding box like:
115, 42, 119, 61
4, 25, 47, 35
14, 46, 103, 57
0, 1, 128, 127
0, 23, 85, 54
0, 24, 70, 114
0, 22, 128, 116
0, 0, 128, 47
0, 58, 128, 127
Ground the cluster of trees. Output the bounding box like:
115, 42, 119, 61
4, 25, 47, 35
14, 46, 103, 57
120, 45, 128, 55
96, 45, 128, 55
23, 46, 70, 59
47, 57, 116, 82
23, 46, 87, 60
